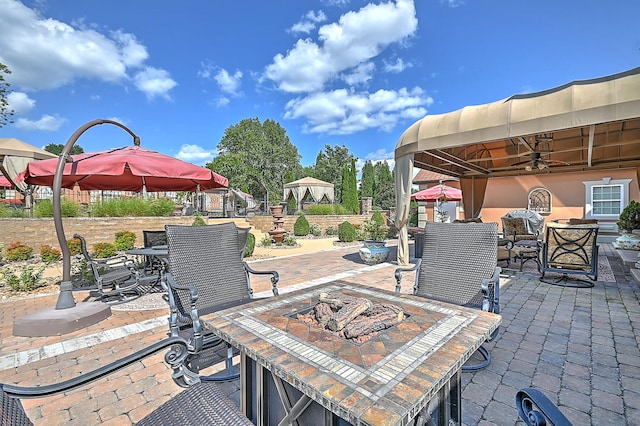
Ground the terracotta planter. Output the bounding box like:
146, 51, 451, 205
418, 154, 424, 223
269, 205, 283, 215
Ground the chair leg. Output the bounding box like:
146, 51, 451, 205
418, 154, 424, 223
200, 344, 240, 382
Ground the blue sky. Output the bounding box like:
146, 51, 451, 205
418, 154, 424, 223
1, 0, 639, 169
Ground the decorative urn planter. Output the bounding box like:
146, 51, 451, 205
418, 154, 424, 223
358, 240, 390, 265
616, 230, 640, 250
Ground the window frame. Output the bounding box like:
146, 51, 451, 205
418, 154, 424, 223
528, 187, 552, 213
583, 178, 632, 225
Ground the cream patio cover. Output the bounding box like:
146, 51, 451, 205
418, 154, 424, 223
393, 67, 640, 265
0, 138, 57, 193
283, 177, 334, 211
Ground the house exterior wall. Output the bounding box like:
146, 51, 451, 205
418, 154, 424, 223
479, 168, 639, 240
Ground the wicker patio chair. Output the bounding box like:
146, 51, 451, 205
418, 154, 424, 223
142, 230, 167, 272
0, 336, 253, 426
516, 388, 573, 426
540, 222, 599, 288
163, 222, 279, 384
74, 233, 156, 302
394, 221, 501, 372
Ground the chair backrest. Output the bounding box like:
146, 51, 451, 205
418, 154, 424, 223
416, 222, 498, 307
567, 218, 598, 225
165, 222, 251, 322
143, 230, 167, 248
543, 222, 599, 271
501, 217, 530, 237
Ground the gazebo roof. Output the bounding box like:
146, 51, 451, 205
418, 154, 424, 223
284, 177, 334, 188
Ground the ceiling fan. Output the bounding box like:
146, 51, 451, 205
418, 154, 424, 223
511, 136, 569, 171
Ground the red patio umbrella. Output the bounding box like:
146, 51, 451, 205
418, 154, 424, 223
411, 184, 462, 202
18, 145, 228, 192
0, 175, 12, 188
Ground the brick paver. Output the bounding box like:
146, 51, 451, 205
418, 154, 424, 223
1, 241, 639, 425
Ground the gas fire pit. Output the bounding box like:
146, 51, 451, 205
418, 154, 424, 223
294, 292, 406, 343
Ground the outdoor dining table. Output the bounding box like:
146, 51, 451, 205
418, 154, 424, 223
201, 280, 501, 426
125, 247, 169, 273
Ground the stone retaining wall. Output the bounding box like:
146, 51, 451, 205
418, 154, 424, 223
0, 215, 370, 250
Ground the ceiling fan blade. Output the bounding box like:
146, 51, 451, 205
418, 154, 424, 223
543, 159, 570, 166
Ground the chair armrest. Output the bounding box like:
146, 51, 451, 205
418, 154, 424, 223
2, 336, 190, 399
515, 388, 572, 426
394, 258, 421, 293
243, 261, 280, 296
163, 272, 203, 353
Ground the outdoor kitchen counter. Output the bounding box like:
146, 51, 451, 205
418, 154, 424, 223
202, 281, 501, 426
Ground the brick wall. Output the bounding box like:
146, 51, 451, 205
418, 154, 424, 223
246, 215, 369, 234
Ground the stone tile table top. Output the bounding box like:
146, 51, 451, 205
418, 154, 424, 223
202, 280, 502, 426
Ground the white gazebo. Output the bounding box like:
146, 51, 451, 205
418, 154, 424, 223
283, 177, 334, 211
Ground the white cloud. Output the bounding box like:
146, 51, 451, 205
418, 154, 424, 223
133, 67, 177, 100
341, 62, 375, 86
0, 0, 175, 99
7, 91, 35, 114
215, 97, 230, 108
14, 114, 65, 131
214, 68, 243, 95
384, 58, 411, 73
441, 0, 464, 7
263, 0, 418, 93
284, 87, 432, 135
175, 144, 215, 165
290, 10, 327, 35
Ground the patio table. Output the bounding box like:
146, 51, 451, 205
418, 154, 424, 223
125, 247, 169, 274
202, 280, 501, 426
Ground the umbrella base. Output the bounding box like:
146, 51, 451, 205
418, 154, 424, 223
13, 303, 112, 337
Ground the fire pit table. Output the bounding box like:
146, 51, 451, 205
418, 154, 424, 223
202, 281, 501, 426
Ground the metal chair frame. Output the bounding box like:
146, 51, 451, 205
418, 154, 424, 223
395, 222, 501, 372
163, 222, 279, 384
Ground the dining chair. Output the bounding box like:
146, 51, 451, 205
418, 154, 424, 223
73, 233, 154, 302
163, 222, 279, 383
0, 336, 253, 426
394, 221, 501, 371
142, 230, 167, 272
539, 221, 599, 287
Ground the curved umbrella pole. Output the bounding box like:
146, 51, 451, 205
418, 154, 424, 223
54, 119, 140, 309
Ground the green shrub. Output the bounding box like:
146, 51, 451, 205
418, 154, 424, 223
309, 223, 322, 236
618, 200, 640, 232
39, 245, 62, 263
90, 197, 174, 217
4, 241, 33, 261
0, 203, 28, 218
362, 210, 388, 241
338, 221, 356, 242
325, 226, 337, 236
192, 214, 206, 226
261, 235, 273, 246
34, 198, 80, 217
93, 242, 117, 258
245, 233, 255, 257
67, 237, 82, 256
114, 231, 136, 250
1, 265, 45, 291
294, 214, 310, 236
283, 234, 297, 246
305, 204, 350, 215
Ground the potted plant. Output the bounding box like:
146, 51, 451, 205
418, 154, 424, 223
616, 200, 640, 250
358, 210, 390, 265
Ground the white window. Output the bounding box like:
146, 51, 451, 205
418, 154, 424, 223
583, 178, 632, 226
528, 188, 551, 213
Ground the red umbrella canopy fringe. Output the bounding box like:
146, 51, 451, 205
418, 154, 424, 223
18, 145, 227, 192
411, 184, 462, 202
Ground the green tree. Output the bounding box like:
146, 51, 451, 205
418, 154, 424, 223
373, 160, 393, 207
359, 160, 375, 199
0, 63, 14, 128
341, 159, 359, 214
44, 143, 85, 156
207, 118, 302, 204
313, 145, 355, 203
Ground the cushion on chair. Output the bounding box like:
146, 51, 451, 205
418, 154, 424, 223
545, 223, 598, 272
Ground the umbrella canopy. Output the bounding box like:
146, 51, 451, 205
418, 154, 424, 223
411, 184, 462, 202
0, 175, 12, 188
19, 145, 228, 192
